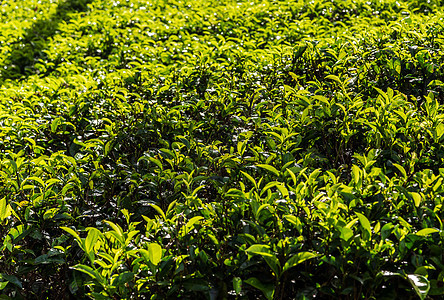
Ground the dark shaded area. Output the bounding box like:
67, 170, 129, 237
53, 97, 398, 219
0, 0, 92, 82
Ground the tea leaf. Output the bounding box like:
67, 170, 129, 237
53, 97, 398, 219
0, 198, 11, 222
245, 277, 274, 300
246, 244, 273, 258
233, 277, 242, 295
84, 228, 101, 259
393, 163, 408, 180
356, 212, 371, 237
407, 274, 430, 300
140, 243, 162, 266
257, 164, 280, 177
283, 252, 318, 272
73, 265, 104, 285
340, 227, 354, 242
415, 228, 439, 236
60, 227, 82, 245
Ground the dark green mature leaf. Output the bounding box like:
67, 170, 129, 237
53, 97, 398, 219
407, 274, 430, 300
245, 277, 274, 300
233, 277, 242, 295
73, 265, 105, 285
0, 275, 22, 289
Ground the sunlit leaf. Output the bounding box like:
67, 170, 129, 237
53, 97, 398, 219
283, 252, 318, 272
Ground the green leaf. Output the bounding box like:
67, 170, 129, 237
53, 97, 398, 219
60, 227, 82, 244
0, 198, 11, 222
51, 117, 62, 133
185, 216, 204, 233
104, 140, 113, 156
286, 168, 297, 185
407, 274, 430, 300
90, 293, 111, 300
264, 256, 281, 279
233, 277, 242, 295
275, 183, 289, 198
355, 212, 371, 237
340, 227, 354, 242
103, 220, 124, 240
237, 140, 247, 156
345, 218, 359, 228
436, 123, 444, 140
293, 44, 307, 59
393, 163, 407, 180
283, 252, 318, 272
0, 274, 22, 289
45, 178, 60, 188
240, 171, 258, 189
255, 204, 272, 220
246, 244, 280, 277
416, 228, 439, 236
245, 277, 274, 300
138, 156, 163, 170
73, 264, 104, 285
284, 215, 300, 227
85, 227, 101, 257
149, 204, 166, 221
351, 165, 361, 184
24, 176, 45, 188
112, 272, 134, 287
398, 216, 412, 230
140, 243, 162, 265
374, 86, 389, 102
410, 192, 422, 207
325, 74, 342, 84
257, 164, 280, 177
43, 208, 58, 220
246, 244, 273, 258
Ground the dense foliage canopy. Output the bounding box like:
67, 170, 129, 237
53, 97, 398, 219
1, 0, 444, 298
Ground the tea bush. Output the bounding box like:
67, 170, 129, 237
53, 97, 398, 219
1, 0, 444, 299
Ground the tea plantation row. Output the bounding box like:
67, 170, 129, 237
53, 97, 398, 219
1, 0, 444, 299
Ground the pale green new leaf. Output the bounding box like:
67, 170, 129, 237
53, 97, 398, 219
60, 226, 82, 245
246, 244, 273, 258
416, 228, 439, 236
355, 212, 371, 237
140, 243, 162, 265
257, 164, 280, 177
240, 170, 258, 189
0, 197, 11, 222
85, 227, 101, 256
149, 204, 166, 221
393, 163, 407, 180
